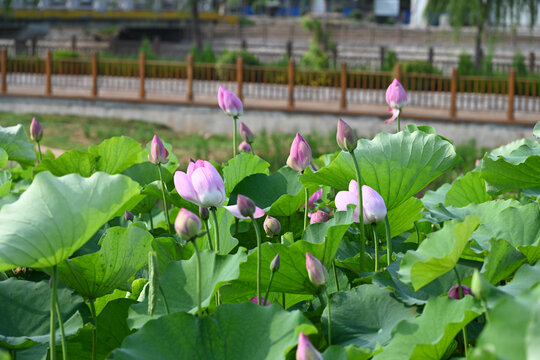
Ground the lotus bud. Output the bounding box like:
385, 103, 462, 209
199, 206, 210, 221
239, 122, 254, 143
310, 210, 330, 225
362, 186, 387, 224
124, 210, 134, 222
237, 194, 256, 218
30, 117, 43, 142
218, 86, 243, 117
238, 141, 251, 153
448, 284, 473, 300
270, 254, 280, 273
174, 208, 201, 241
305, 253, 327, 287
385, 79, 408, 124
148, 134, 169, 165
250, 296, 270, 306
336, 118, 357, 152
264, 215, 281, 237
308, 189, 323, 211
286, 133, 312, 172
296, 333, 323, 360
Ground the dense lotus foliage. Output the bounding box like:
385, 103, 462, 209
0, 85, 540, 360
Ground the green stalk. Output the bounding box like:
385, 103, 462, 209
157, 164, 172, 234
453, 267, 469, 356
414, 221, 420, 244
384, 215, 392, 266
233, 115, 238, 157
263, 272, 275, 306
282, 293, 286, 309
159, 286, 170, 315
371, 224, 379, 272
89, 299, 97, 360
192, 240, 202, 314
37, 141, 43, 162
396, 111, 401, 133
251, 216, 263, 305
210, 207, 220, 254
333, 262, 339, 292
350, 151, 365, 271
148, 211, 154, 230
325, 287, 332, 346
203, 219, 213, 251
250, 144, 255, 155
55, 298, 68, 360
49, 266, 58, 360
303, 187, 309, 231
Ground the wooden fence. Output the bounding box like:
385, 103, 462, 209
1, 49, 539, 124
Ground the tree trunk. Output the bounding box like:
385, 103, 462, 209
474, 21, 484, 71
191, 0, 203, 51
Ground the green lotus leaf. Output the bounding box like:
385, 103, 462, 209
445, 172, 491, 207
88, 136, 144, 174
0, 148, 8, 168
0, 125, 36, 166
223, 152, 270, 195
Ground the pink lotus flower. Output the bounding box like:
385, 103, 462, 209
30, 117, 43, 142
238, 141, 251, 153
148, 134, 169, 165
296, 333, 323, 360
264, 215, 281, 237
250, 296, 270, 306
286, 133, 312, 172
310, 210, 330, 225
385, 79, 408, 124
218, 86, 243, 117
224, 195, 265, 219
174, 160, 226, 208
302, 189, 323, 211
174, 208, 202, 241
335, 180, 387, 224
336, 118, 357, 152
306, 253, 327, 287
448, 284, 473, 299
239, 122, 253, 143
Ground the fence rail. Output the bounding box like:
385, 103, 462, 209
1, 50, 539, 124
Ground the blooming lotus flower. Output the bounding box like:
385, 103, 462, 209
270, 254, 280, 273
218, 86, 243, 117
385, 79, 408, 124
239, 122, 253, 143
336, 118, 357, 152
286, 133, 312, 172
174, 208, 202, 241
264, 215, 281, 237
335, 180, 387, 224
250, 296, 270, 306
296, 333, 323, 360
310, 210, 330, 224
448, 284, 473, 299
124, 210, 134, 222
238, 141, 251, 153
174, 160, 226, 208
30, 117, 43, 142
148, 134, 169, 165
306, 253, 327, 287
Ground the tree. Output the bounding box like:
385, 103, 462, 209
425, 0, 538, 71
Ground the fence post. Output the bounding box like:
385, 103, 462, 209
45, 50, 52, 95
287, 59, 295, 108
187, 54, 194, 102
340, 62, 347, 110
139, 52, 146, 100
91, 52, 98, 97
450, 68, 457, 119
1, 49, 6, 94
393, 63, 402, 82
529, 52, 535, 73
507, 69, 515, 122
236, 56, 243, 101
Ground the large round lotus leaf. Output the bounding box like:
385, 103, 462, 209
0, 171, 140, 271
116, 303, 316, 360
0, 279, 84, 350
0, 125, 36, 166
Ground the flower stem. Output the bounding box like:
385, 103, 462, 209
37, 141, 42, 162
350, 151, 365, 272
233, 115, 238, 157
453, 267, 469, 356
282, 293, 286, 308
384, 215, 392, 266
371, 223, 379, 272
251, 216, 263, 305
54, 297, 67, 360
414, 221, 420, 244
192, 240, 202, 314
49, 266, 58, 360
159, 286, 170, 315
303, 187, 309, 231
396, 111, 401, 133
325, 287, 332, 346
203, 219, 213, 251
210, 207, 220, 254
263, 272, 275, 306
157, 164, 172, 234
333, 262, 339, 291
89, 298, 97, 360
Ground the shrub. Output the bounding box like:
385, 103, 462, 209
381, 50, 398, 71
190, 43, 217, 63
512, 51, 527, 76
217, 49, 260, 66
347, 9, 363, 21
457, 53, 475, 75
403, 60, 441, 74
52, 50, 79, 59
138, 37, 157, 61
299, 40, 329, 70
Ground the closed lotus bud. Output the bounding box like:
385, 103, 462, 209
264, 215, 281, 237
174, 208, 201, 241
218, 86, 243, 117
310, 210, 330, 225
239, 122, 254, 143
385, 79, 408, 124
305, 253, 327, 287
362, 186, 387, 224
270, 254, 280, 273
336, 118, 358, 153
296, 333, 323, 360
199, 206, 210, 221
308, 189, 323, 211
148, 134, 169, 165
250, 296, 270, 306
30, 117, 43, 142
124, 210, 134, 222
448, 284, 473, 300
237, 194, 256, 218
238, 141, 251, 153
286, 133, 312, 173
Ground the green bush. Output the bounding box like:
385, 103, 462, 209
512, 51, 528, 76
381, 50, 398, 71
52, 50, 79, 59
457, 53, 475, 75
299, 40, 329, 69
217, 49, 260, 66
138, 37, 157, 61
480, 54, 493, 76
347, 9, 363, 21
239, 17, 255, 26
403, 60, 441, 74
190, 43, 217, 63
